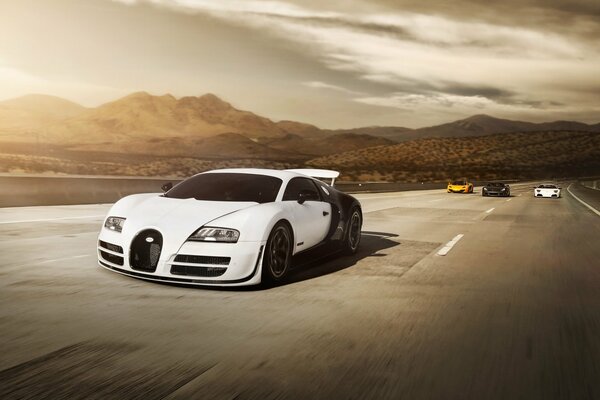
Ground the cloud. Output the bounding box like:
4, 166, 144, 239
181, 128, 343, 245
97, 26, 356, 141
355, 93, 495, 110
303, 81, 364, 95
106, 1, 600, 124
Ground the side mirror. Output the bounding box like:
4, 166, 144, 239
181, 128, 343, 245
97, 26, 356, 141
161, 182, 173, 192
297, 190, 316, 204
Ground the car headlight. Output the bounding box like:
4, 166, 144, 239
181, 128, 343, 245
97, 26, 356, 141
104, 216, 126, 233
189, 227, 240, 243
501, 187, 506, 191
483, 187, 488, 191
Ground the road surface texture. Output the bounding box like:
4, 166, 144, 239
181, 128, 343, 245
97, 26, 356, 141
1, 182, 599, 399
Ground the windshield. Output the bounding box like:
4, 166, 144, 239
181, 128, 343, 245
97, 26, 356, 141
486, 182, 505, 187
165, 173, 282, 203
539, 184, 557, 189
452, 180, 466, 185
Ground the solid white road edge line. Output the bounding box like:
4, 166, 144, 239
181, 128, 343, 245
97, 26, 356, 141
437, 234, 464, 256
486, 208, 495, 213
567, 183, 600, 217
0, 215, 106, 224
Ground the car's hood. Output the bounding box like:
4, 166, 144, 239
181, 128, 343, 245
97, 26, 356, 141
109, 194, 257, 256
485, 187, 505, 191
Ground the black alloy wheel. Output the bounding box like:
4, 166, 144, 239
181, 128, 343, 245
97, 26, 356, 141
262, 222, 293, 283
343, 207, 362, 255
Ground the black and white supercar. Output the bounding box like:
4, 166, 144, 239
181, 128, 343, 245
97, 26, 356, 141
98, 168, 362, 286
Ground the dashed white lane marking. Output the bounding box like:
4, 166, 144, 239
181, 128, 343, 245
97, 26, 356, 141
567, 183, 600, 217
486, 208, 495, 213
506, 198, 512, 202
7, 254, 91, 269
429, 199, 444, 202
0, 215, 105, 225
437, 234, 464, 256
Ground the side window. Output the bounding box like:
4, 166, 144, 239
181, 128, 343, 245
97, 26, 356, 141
283, 178, 321, 201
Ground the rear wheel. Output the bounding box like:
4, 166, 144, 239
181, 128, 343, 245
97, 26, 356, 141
343, 207, 362, 255
262, 222, 293, 283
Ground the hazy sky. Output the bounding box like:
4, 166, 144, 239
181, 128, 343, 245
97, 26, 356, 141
0, 0, 599, 128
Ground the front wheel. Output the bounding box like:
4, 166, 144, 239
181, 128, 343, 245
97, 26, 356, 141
262, 222, 293, 284
343, 207, 362, 255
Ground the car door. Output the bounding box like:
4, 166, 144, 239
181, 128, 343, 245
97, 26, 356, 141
282, 177, 332, 252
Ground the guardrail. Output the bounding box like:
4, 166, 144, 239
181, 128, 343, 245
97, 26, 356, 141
0, 175, 175, 208
581, 180, 600, 191
0, 174, 530, 208
1, 175, 474, 207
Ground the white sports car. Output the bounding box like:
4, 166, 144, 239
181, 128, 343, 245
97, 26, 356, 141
97, 168, 362, 286
534, 184, 561, 198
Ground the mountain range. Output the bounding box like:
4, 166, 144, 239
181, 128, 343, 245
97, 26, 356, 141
1, 93, 599, 156
0, 92, 599, 180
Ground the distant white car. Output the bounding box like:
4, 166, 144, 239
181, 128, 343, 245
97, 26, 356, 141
534, 184, 561, 198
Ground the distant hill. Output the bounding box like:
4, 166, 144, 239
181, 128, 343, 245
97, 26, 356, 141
0, 92, 398, 158
347, 114, 600, 142
37, 92, 291, 144
275, 120, 322, 138
308, 130, 600, 182
326, 126, 413, 141
0, 94, 86, 135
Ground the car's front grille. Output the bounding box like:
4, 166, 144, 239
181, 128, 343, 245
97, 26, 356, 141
99, 250, 124, 266
99, 240, 123, 254
170, 265, 227, 277
130, 229, 162, 273
173, 254, 231, 265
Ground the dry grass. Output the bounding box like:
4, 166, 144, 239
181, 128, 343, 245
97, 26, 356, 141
0, 153, 299, 177
1, 130, 597, 181
308, 131, 600, 182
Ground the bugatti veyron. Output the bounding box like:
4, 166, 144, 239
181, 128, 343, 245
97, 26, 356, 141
97, 169, 362, 286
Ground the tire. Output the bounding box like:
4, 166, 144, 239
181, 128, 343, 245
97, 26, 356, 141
262, 222, 293, 283
343, 207, 362, 255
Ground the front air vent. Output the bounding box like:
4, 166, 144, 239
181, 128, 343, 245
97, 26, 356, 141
99, 240, 123, 254
170, 265, 227, 277
129, 229, 163, 273
99, 250, 124, 266
173, 254, 231, 265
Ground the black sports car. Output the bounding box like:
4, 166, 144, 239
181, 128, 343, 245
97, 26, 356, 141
482, 182, 511, 197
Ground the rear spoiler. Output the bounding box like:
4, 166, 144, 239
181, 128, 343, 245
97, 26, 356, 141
285, 169, 340, 186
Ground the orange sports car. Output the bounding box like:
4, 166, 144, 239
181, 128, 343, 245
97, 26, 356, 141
447, 179, 474, 193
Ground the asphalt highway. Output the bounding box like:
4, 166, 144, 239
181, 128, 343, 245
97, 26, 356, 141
1, 182, 599, 399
